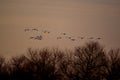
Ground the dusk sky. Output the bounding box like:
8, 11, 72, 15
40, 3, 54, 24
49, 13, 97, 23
0, 0, 120, 57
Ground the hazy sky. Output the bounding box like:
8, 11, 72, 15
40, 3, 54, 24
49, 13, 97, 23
0, 0, 120, 57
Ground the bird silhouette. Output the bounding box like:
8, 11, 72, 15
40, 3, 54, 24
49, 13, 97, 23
29, 36, 34, 39
57, 37, 62, 39
62, 33, 66, 35
68, 37, 71, 39
89, 37, 94, 39
43, 30, 49, 33
71, 39, 75, 41
42, 30, 50, 34
81, 37, 84, 39
97, 37, 101, 40
24, 29, 30, 32
32, 28, 38, 31
47, 31, 50, 34
34, 35, 43, 40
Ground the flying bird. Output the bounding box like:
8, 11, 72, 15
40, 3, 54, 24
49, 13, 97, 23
32, 28, 38, 31
42, 30, 50, 34
81, 37, 84, 39
66, 36, 71, 39
71, 39, 75, 41
29, 36, 34, 39
68, 37, 71, 39
43, 30, 47, 33
34, 35, 43, 40
47, 31, 50, 34
97, 37, 101, 40
57, 37, 62, 39
24, 29, 30, 32
89, 37, 94, 39
62, 33, 66, 35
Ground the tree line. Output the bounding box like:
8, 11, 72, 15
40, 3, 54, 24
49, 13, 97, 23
0, 42, 120, 80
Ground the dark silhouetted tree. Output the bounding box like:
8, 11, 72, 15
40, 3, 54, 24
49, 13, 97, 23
10, 55, 31, 80
74, 41, 107, 80
59, 51, 76, 80
0, 42, 120, 80
0, 55, 10, 80
26, 48, 63, 80
104, 49, 120, 80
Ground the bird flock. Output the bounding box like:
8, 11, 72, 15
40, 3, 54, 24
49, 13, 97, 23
24, 27, 50, 40
56, 32, 101, 41
24, 26, 102, 42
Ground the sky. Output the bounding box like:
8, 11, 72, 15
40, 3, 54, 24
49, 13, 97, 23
0, 0, 120, 57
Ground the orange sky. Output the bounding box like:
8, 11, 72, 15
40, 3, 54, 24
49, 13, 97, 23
0, 0, 120, 57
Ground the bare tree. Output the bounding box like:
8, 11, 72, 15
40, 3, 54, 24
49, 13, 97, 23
59, 51, 76, 80
0, 42, 120, 80
104, 49, 120, 80
0, 56, 5, 78
0, 56, 5, 70
26, 48, 63, 80
0, 55, 10, 80
74, 41, 107, 80
10, 55, 31, 80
